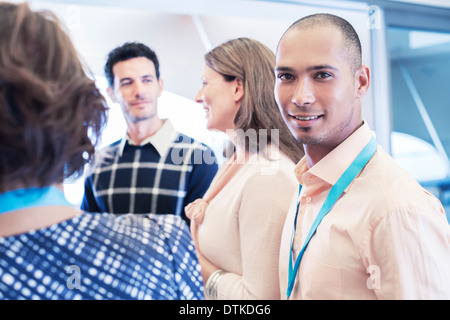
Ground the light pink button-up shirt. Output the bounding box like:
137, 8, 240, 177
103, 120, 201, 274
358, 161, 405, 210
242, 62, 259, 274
279, 122, 450, 300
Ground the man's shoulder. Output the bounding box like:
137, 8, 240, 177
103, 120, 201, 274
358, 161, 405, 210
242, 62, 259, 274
171, 132, 216, 153
93, 139, 123, 156
358, 148, 443, 215
173, 132, 199, 145
104, 138, 124, 150
171, 132, 219, 167
85, 139, 124, 175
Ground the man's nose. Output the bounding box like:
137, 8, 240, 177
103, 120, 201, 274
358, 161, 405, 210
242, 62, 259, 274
133, 81, 146, 98
291, 79, 315, 107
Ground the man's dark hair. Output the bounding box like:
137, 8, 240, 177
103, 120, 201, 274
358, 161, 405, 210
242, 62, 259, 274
281, 13, 362, 72
104, 42, 160, 87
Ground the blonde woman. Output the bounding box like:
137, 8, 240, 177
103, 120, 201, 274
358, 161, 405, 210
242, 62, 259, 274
186, 38, 304, 299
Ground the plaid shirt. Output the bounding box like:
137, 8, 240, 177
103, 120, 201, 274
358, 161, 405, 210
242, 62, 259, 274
81, 121, 218, 223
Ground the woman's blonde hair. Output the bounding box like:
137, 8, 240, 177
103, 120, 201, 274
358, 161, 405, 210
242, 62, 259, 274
204, 37, 304, 163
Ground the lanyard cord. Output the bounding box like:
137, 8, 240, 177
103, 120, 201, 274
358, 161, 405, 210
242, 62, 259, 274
287, 137, 378, 299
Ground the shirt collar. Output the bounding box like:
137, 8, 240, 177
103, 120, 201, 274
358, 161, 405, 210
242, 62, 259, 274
119, 119, 177, 157
295, 121, 375, 189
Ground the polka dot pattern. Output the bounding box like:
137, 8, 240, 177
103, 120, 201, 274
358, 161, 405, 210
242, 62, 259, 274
0, 213, 203, 300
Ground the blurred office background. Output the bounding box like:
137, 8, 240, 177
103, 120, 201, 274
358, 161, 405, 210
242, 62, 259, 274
7, 0, 450, 221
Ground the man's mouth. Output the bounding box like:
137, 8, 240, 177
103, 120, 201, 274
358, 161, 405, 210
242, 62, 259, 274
294, 115, 321, 121
131, 100, 150, 106
290, 114, 323, 127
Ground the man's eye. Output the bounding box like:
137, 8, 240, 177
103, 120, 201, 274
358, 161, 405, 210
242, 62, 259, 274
316, 72, 332, 79
278, 74, 293, 80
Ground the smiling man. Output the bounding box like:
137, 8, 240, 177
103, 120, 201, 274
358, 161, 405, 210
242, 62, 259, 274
275, 14, 450, 300
81, 42, 218, 223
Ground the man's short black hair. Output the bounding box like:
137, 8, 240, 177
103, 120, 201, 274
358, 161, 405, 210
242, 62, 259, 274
104, 42, 160, 88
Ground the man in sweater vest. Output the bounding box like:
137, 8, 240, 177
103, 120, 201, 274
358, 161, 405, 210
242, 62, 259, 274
81, 42, 218, 224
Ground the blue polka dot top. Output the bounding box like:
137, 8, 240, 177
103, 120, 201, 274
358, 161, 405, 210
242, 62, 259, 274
0, 212, 204, 300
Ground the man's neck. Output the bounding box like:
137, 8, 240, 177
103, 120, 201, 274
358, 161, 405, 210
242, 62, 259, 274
127, 117, 164, 146
304, 144, 335, 168
303, 120, 364, 168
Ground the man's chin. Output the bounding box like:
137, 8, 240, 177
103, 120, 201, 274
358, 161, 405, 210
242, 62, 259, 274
289, 127, 318, 145
293, 132, 324, 145
130, 113, 155, 123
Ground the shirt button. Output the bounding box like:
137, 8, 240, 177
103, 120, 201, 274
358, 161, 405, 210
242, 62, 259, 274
306, 196, 312, 203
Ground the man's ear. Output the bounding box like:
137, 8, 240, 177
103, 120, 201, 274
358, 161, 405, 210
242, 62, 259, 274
233, 78, 244, 103
355, 65, 370, 99
107, 86, 117, 103
157, 78, 164, 98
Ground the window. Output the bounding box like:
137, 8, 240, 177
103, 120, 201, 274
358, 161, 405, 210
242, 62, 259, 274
387, 27, 450, 215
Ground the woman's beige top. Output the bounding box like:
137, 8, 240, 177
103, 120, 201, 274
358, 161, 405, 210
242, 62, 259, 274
197, 150, 298, 299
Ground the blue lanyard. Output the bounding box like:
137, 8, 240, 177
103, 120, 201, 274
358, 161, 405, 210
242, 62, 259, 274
0, 186, 72, 215
286, 137, 378, 299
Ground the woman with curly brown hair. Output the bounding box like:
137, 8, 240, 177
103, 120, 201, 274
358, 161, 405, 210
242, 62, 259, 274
0, 2, 203, 300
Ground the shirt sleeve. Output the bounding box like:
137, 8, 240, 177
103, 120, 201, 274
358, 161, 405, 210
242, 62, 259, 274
363, 204, 450, 299
80, 175, 102, 213
216, 170, 297, 299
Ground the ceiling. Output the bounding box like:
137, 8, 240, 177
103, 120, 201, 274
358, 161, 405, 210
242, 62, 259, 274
9, 0, 449, 99
12, 0, 374, 100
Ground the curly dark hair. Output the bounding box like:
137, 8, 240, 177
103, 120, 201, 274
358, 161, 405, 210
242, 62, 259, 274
0, 2, 108, 192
